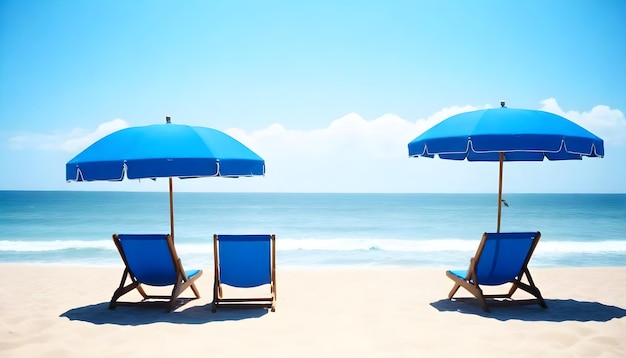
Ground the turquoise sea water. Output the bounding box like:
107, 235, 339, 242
1, 191, 625, 268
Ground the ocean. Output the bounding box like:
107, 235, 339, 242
1, 191, 625, 269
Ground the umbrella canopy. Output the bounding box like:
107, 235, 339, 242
408, 102, 604, 232
66, 116, 265, 238
66, 119, 264, 181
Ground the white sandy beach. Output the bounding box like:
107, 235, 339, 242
1, 265, 625, 357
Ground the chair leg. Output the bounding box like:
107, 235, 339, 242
109, 270, 141, 309
448, 283, 461, 299
446, 272, 490, 312
109, 284, 135, 309
191, 283, 201, 298
212, 282, 219, 313
136, 284, 148, 299
270, 282, 276, 312
506, 283, 519, 298
524, 270, 547, 307
168, 289, 178, 312
475, 291, 489, 312
446, 270, 462, 298
167, 273, 203, 312
513, 281, 547, 308
462, 283, 489, 312
513, 269, 547, 308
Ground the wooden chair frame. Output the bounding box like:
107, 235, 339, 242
446, 231, 547, 312
109, 233, 202, 312
212, 234, 276, 312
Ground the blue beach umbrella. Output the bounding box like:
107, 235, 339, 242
66, 116, 265, 239
408, 102, 604, 232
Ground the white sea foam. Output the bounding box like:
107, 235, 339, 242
538, 240, 626, 254
2, 238, 625, 254
273, 238, 479, 252
277, 238, 626, 254
0, 240, 113, 252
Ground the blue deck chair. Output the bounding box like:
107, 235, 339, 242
446, 232, 547, 312
212, 234, 276, 312
109, 234, 202, 312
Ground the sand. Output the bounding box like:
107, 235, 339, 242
1, 264, 625, 357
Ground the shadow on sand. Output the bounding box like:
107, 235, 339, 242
60, 301, 268, 326
430, 298, 626, 322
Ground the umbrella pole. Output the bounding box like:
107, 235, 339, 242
169, 177, 175, 241
497, 152, 504, 233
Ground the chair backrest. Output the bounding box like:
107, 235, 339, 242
474, 232, 541, 285
114, 234, 178, 286
215, 234, 273, 288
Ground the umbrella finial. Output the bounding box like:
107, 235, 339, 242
166, 116, 171, 123
500, 100, 506, 108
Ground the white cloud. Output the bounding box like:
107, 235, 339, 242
8, 135, 28, 150
6, 118, 129, 152
220, 100, 625, 193
224, 100, 624, 172
6, 101, 624, 193
61, 119, 129, 152
225, 104, 486, 164
539, 98, 626, 144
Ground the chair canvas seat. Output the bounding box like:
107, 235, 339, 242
109, 234, 202, 312
446, 231, 547, 312
212, 234, 276, 312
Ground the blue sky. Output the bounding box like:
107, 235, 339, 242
1, 0, 625, 193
